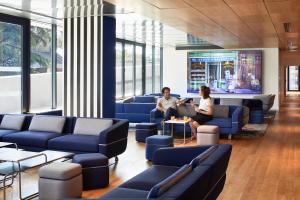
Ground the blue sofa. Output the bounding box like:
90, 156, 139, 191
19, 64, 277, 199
116, 103, 156, 123
99, 144, 232, 200
150, 105, 243, 138
0, 114, 129, 159
213, 98, 264, 124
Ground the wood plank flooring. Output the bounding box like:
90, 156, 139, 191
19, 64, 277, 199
1, 96, 300, 200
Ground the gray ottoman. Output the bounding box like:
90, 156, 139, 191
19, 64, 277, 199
197, 125, 219, 145
39, 162, 82, 200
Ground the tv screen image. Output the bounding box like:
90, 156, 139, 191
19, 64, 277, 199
187, 50, 262, 94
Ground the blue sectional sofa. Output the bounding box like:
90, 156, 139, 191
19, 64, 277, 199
99, 144, 232, 200
0, 114, 129, 159
151, 105, 243, 138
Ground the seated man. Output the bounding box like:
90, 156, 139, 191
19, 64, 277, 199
156, 87, 183, 120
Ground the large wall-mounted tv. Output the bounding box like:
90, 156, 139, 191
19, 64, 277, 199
187, 50, 262, 94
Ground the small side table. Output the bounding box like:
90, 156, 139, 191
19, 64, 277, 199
163, 119, 190, 144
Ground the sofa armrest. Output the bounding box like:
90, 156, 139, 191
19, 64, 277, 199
150, 108, 163, 121
152, 145, 214, 167
231, 106, 243, 134
99, 119, 129, 145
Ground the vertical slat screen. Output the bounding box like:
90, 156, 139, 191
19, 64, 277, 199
63, 5, 103, 117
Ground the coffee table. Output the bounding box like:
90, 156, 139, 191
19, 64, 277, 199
0, 148, 74, 200
0, 142, 18, 149
163, 119, 190, 144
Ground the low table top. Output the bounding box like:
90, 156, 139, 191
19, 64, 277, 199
0, 142, 15, 148
164, 119, 189, 124
0, 148, 74, 166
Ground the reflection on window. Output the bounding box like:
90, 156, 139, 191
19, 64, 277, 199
135, 46, 143, 95
116, 43, 123, 99
57, 27, 63, 109
124, 44, 134, 97
145, 45, 153, 94
30, 22, 52, 111
154, 47, 161, 93
0, 22, 22, 113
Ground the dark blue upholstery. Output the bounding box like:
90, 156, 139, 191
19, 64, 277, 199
73, 153, 109, 190
48, 134, 99, 153
151, 105, 243, 136
120, 165, 180, 191
136, 123, 158, 142
146, 135, 174, 161
115, 103, 156, 123
2, 131, 61, 148
214, 98, 264, 124
99, 144, 232, 200
147, 164, 192, 198
146, 93, 181, 98
0, 114, 129, 159
0, 129, 19, 140
136, 123, 157, 129
133, 96, 156, 103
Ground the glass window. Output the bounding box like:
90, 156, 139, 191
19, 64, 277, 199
116, 42, 123, 99
135, 45, 143, 95
288, 66, 299, 91
57, 26, 63, 108
154, 47, 161, 92
145, 45, 153, 94
30, 22, 52, 111
0, 22, 22, 113
124, 44, 134, 97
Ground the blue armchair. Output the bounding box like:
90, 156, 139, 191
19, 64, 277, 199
150, 105, 243, 138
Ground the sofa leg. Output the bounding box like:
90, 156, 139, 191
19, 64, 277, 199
228, 134, 232, 140
115, 156, 119, 163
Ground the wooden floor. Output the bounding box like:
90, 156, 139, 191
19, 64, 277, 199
2, 96, 300, 200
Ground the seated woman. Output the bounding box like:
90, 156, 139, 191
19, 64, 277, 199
189, 86, 214, 139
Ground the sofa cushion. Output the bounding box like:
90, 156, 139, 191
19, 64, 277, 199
123, 103, 156, 114
29, 116, 66, 134
177, 105, 197, 117
220, 98, 243, 106
120, 165, 180, 191
213, 105, 229, 118
147, 164, 192, 198
205, 118, 232, 128
48, 134, 99, 153
72, 153, 108, 167
190, 146, 218, 169
0, 129, 19, 139
0, 115, 25, 131
134, 96, 155, 103
2, 131, 61, 148
73, 118, 113, 136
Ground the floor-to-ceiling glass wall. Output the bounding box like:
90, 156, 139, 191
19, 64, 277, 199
124, 44, 134, 97
288, 66, 300, 91
116, 42, 123, 99
0, 21, 22, 113
135, 45, 143, 95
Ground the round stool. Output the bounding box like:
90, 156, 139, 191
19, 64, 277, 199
135, 123, 157, 142
39, 162, 82, 200
145, 135, 173, 161
72, 153, 109, 190
197, 125, 219, 146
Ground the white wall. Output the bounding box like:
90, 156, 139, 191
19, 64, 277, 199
163, 47, 279, 110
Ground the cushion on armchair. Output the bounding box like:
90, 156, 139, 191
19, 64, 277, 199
213, 105, 229, 118
147, 164, 192, 198
190, 145, 218, 169
0, 115, 25, 130
29, 116, 66, 133
73, 118, 113, 136
220, 98, 243, 106
177, 104, 197, 117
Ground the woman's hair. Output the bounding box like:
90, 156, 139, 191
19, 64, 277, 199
200, 86, 211, 99
161, 87, 170, 94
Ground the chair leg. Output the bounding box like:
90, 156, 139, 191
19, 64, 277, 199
228, 134, 232, 140
115, 156, 119, 162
